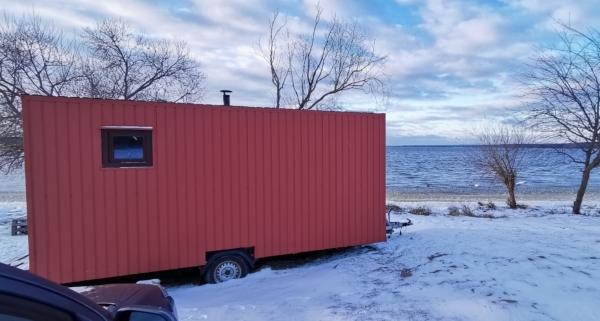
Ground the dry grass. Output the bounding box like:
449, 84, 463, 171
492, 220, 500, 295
386, 204, 404, 213
408, 206, 432, 216
546, 207, 569, 215
461, 205, 475, 217
447, 204, 506, 219
448, 206, 461, 216
478, 201, 497, 210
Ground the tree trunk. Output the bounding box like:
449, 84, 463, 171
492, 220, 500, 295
506, 182, 517, 209
573, 168, 592, 214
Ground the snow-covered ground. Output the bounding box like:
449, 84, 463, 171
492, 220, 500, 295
2, 200, 600, 320
0, 202, 28, 269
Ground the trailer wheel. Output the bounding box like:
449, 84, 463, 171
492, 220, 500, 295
204, 255, 249, 284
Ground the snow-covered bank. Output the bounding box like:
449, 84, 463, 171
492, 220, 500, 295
386, 189, 600, 203
1, 200, 600, 320
168, 202, 600, 321
0, 202, 28, 268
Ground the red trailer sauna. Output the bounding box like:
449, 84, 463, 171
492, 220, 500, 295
21, 95, 386, 284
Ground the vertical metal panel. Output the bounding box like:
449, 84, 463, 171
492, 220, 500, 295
90, 103, 107, 279
359, 115, 368, 244
230, 110, 241, 248
300, 112, 309, 253
367, 116, 376, 242
323, 113, 333, 250
308, 113, 316, 250
136, 105, 149, 274
333, 114, 343, 249
22, 95, 386, 284
155, 106, 169, 271
292, 112, 302, 254
22, 98, 41, 277
379, 115, 387, 241
192, 108, 204, 261
212, 109, 224, 252
145, 105, 158, 273
54, 102, 72, 282
254, 113, 266, 257
349, 114, 358, 245
239, 110, 250, 248
79, 104, 96, 279
175, 107, 187, 268
67, 103, 85, 282
246, 110, 257, 252
184, 107, 197, 269
221, 109, 232, 251
270, 112, 280, 255
279, 112, 289, 254
202, 107, 211, 256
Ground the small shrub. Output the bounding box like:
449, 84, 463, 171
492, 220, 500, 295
546, 207, 569, 215
448, 206, 461, 216
480, 213, 495, 219
386, 204, 404, 213
408, 206, 432, 216
461, 205, 475, 217
507, 198, 529, 209
477, 201, 496, 210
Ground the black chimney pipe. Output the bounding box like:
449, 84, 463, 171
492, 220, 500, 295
220, 90, 232, 106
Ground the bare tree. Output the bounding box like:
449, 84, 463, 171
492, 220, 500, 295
0, 12, 81, 173
80, 18, 206, 103
470, 121, 533, 209
256, 10, 290, 109
518, 22, 600, 214
257, 5, 389, 110
0, 15, 208, 174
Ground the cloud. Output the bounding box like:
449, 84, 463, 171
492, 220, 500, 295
2, 0, 600, 144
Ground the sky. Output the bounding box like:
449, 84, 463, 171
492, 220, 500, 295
3, 0, 600, 145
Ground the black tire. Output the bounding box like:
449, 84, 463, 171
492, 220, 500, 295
204, 255, 249, 284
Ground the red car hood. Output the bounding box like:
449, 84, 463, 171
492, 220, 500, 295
78, 284, 171, 311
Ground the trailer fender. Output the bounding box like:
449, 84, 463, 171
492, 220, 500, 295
200, 249, 255, 275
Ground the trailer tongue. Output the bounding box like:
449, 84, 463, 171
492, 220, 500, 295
385, 209, 413, 237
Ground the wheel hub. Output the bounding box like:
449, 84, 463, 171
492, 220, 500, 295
215, 262, 241, 283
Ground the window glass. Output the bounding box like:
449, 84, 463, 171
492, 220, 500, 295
113, 135, 144, 160
101, 129, 153, 168
0, 292, 74, 321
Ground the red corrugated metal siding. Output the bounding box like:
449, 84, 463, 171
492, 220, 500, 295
22, 95, 386, 284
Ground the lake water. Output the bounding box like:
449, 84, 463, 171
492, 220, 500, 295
2, 146, 600, 203
386, 146, 600, 202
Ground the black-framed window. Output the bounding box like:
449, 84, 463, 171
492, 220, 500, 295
101, 128, 153, 168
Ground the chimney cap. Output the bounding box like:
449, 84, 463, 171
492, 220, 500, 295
220, 90, 232, 94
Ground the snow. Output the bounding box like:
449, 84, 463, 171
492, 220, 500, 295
136, 279, 162, 285
0, 202, 28, 269
1, 200, 600, 320
167, 201, 600, 321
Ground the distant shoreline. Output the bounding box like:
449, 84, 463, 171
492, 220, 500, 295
387, 143, 594, 148
386, 190, 600, 203
3, 190, 599, 204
